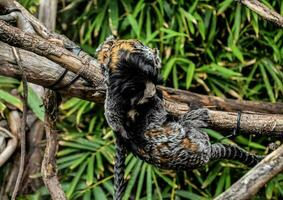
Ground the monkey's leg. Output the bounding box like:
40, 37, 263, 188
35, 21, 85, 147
114, 135, 127, 200
210, 143, 264, 167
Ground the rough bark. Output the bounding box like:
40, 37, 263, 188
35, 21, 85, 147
0, 41, 102, 103
208, 110, 283, 137
0, 20, 103, 88
42, 90, 67, 200
214, 144, 283, 200
239, 0, 283, 27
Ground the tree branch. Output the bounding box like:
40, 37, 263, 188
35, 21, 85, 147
215, 144, 283, 200
208, 110, 283, 137
238, 0, 283, 27
0, 127, 17, 167
42, 90, 67, 200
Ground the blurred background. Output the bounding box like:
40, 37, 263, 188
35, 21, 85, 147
0, 0, 282, 199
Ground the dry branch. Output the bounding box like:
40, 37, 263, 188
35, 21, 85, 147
0, 127, 17, 167
215, 144, 283, 200
208, 110, 283, 137
11, 46, 28, 200
42, 91, 66, 200
39, 1, 66, 199
239, 0, 283, 27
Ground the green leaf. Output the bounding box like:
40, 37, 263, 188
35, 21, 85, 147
76, 101, 90, 125
186, 63, 195, 89
123, 160, 143, 200
83, 190, 91, 200
146, 165, 153, 200
127, 14, 140, 38
108, 0, 119, 36
125, 156, 138, 177
0, 89, 22, 110
93, 186, 107, 200
0, 101, 6, 115
217, 0, 233, 15
259, 63, 276, 102
135, 163, 147, 200
27, 87, 45, 121
176, 190, 203, 200
60, 98, 81, 110
173, 65, 179, 89
235, 135, 266, 150
162, 57, 176, 80
215, 169, 227, 196
266, 181, 274, 199
57, 153, 86, 164
86, 155, 94, 186
233, 3, 241, 43
202, 164, 222, 188
70, 153, 89, 170
66, 162, 87, 199
231, 44, 244, 63
154, 168, 178, 188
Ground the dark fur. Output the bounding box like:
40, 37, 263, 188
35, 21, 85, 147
98, 37, 263, 170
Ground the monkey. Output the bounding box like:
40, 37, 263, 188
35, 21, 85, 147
96, 36, 263, 198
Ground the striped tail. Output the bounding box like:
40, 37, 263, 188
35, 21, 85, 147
114, 136, 127, 200
210, 143, 264, 167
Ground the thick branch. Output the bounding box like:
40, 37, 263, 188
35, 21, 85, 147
239, 0, 283, 27
0, 20, 103, 87
160, 86, 283, 114
215, 144, 283, 200
208, 110, 283, 137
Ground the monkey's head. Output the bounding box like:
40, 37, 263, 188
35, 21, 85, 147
97, 36, 162, 106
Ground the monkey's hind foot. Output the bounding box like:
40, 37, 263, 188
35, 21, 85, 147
210, 143, 263, 167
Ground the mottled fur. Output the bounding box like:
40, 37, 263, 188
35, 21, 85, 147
97, 37, 263, 170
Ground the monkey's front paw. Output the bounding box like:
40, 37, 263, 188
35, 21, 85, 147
181, 108, 209, 128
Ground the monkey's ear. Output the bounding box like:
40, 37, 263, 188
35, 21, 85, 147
96, 35, 117, 65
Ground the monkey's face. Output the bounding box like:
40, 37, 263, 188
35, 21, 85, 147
104, 39, 162, 106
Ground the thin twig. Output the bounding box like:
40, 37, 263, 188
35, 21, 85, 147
0, 127, 18, 167
11, 47, 28, 200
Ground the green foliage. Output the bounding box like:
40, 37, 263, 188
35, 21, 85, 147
3, 0, 283, 199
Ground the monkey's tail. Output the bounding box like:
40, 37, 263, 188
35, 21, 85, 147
114, 136, 127, 200
210, 143, 264, 167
